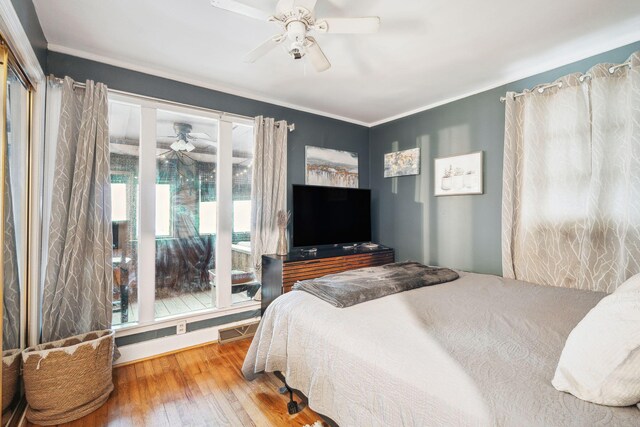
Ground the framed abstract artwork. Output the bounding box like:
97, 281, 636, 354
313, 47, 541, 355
305, 146, 359, 188
384, 148, 420, 178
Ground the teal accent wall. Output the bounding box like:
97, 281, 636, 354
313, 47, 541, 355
369, 41, 640, 275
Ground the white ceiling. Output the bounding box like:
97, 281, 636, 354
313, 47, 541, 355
34, 0, 640, 126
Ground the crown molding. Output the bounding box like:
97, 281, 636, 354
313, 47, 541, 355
0, 0, 45, 85
47, 43, 370, 128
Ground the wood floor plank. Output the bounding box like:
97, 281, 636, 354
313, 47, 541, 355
27, 339, 325, 427
179, 292, 208, 311
193, 290, 214, 307
161, 295, 190, 316
150, 357, 182, 426
153, 300, 170, 318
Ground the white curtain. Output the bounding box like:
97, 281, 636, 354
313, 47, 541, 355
502, 51, 640, 293
250, 117, 287, 282
41, 77, 113, 342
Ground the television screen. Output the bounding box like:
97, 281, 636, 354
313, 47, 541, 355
292, 185, 371, 247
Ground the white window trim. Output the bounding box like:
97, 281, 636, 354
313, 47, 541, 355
216, 118, 234, 309
137, 106, 157, 323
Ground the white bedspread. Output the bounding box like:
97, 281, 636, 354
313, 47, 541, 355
242, 271, 640, 426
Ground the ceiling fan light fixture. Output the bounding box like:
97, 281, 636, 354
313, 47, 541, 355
212, 0, 380, 72
289, 40, 306, 59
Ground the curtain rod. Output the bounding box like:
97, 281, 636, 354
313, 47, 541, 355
48, 74, 295, 131
499, 60, 632, 103
276, 122, 296, 132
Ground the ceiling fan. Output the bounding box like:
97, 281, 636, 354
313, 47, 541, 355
160, 123, 215, 153
210, 0, 380, 72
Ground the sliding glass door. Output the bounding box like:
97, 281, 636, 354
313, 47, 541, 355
109, 101, 140, 325
108, 95, 255, 327
1, 40, 33, 427
230, 123, 256, 304
153, 109, 218, 319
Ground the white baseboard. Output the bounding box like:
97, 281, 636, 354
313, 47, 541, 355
114, 316, 259, 365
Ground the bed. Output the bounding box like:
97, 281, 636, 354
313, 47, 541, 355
242, 270, 640, 426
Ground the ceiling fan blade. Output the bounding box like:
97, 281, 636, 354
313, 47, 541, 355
188, 132, 213, 139
314, 17, 380, 34
305, 37, 331, 72
276, 0, 317, 15
210, 0, 271, 21
244, 34, 286, 63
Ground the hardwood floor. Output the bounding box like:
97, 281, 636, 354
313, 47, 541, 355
27, 339, 324, 427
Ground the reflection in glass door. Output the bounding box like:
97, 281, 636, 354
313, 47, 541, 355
1, 44, 31, 426
231, 123, 257, 305
154, 109, 218, 319
108, 101, 141, 325
107, 93, 257, 327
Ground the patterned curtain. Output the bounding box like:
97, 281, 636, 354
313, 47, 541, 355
502, 51, 640, 293
250, 117, 287, 282
3, 127, 20, 350
41, 77, 113, 342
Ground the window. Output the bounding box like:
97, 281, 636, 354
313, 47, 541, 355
108, 95, 256, 327
199, 201, 217, 235
233, 200, 251, 233
230, 123, 255, 304
111, 183, 128, 222
154, 109, 218, 319
199, 171, 217, 235
503, 65, 640, 292
108, 101, 141, 326
155, 184, 171, 237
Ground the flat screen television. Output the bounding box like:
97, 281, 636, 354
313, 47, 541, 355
292, 184, 372, 248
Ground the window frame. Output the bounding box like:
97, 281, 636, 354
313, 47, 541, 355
108, 92, 257, 333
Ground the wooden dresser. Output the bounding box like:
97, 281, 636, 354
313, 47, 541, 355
261, 246, 395, 314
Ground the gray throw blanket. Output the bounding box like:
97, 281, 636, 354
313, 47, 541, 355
293, 261, 459, 308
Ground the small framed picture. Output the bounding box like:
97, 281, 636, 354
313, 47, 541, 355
434, 151, 483, 196
384, 148, 420, 178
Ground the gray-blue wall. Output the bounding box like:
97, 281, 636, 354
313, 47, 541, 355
47, 52, 370, 222
10, 0, 46, 71
369, 41, 640, 275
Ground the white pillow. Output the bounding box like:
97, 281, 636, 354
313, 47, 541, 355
552, 276, 640, 406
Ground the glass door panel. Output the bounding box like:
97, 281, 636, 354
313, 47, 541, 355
2, 55, 30, 423
154, 109, 218, 318
108, 101, 141, 325
231, 123, 256, 304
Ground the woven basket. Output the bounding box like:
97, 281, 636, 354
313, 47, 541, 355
2, 348, 21, 414
22, 330, 114, 425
